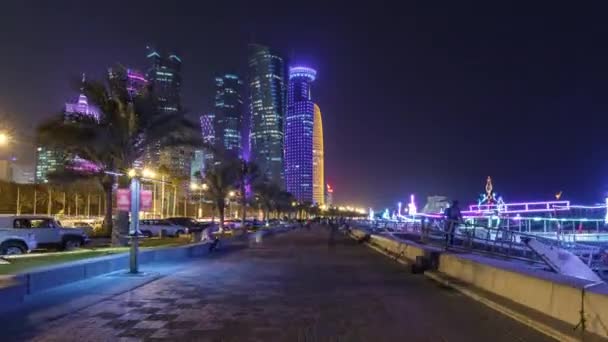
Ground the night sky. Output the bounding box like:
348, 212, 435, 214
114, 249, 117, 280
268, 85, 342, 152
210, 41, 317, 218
2, 1, 608, 208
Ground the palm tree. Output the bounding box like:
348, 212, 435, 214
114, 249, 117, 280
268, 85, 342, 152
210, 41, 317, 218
37, 67, 201, 245
235, 160, 259, 225
254, 180, 282, 222
201, 160, 238, 231
275, 191, 295, 219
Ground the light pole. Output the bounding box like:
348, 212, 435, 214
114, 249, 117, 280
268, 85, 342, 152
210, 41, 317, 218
127, 167, 156, 274
190, 183, 208, 219
127, 168, 141, 274
228, 190, 236, 219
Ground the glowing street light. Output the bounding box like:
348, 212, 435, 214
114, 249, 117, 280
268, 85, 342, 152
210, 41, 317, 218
142, 168, 156, 179
0, 132, 9, 146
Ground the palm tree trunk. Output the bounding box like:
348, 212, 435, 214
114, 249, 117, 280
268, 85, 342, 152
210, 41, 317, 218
103, 182, 114, 240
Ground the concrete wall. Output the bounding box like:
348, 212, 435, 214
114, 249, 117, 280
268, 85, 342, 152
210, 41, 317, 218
350, 229, 439, 265
438, 252, 608, 338
369, 235, 428, 262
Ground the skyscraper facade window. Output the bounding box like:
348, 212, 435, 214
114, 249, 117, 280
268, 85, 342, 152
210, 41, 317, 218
35, 147, 65, 183
285, 66, 317, 202
214, 74, 243, 157
248, 44, 286, 187
312, 103, 325, 205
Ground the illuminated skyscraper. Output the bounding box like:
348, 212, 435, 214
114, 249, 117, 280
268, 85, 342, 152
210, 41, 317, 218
285, 66, 316, 202
145, 47, 190, 179
35, 147, 64, 183
108, 67, 148, 98
200, 113, 216, 173
326, 184, 334, 206
248, 44, 286, 187
312, 104, 325, 205
37, 84, 100, 183
214, 74, 243, 156
146, 48, 182, 114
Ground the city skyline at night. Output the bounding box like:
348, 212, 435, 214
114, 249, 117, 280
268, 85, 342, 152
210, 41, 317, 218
3, 1, 608, 207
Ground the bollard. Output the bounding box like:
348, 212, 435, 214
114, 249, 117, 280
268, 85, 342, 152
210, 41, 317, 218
191, 230, 202, 243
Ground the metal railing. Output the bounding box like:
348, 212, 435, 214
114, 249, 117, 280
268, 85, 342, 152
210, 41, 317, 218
356, 218, 608, 277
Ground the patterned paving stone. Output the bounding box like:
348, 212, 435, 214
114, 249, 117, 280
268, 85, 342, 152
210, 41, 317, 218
3, 227, 555, 341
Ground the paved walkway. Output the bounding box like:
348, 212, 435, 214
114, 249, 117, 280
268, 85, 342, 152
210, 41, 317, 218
3, 226, 553, 341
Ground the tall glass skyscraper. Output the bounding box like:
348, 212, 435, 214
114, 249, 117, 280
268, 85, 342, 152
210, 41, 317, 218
285, 66, 317, 202
214, 74, 243, 156
312, 104, 325, 205
146, 48, 182, 114
248, 44, 286, 187
145, 47, 190, 179
200, 113, 216, 174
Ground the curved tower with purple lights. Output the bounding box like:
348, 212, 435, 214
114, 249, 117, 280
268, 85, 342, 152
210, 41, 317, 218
285, 66, 317, 203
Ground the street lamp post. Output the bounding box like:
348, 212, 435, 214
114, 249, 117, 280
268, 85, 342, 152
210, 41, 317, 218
190, 183, 208, 219
127, 168, 156, 274
128, 169, 141, 274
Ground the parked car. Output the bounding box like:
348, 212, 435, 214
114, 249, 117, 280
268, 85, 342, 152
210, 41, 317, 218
0, 229, 37, 255
65, 221, 95, 236
0, 215, 90, 251
139, 219, 186, 237
165, 217, 214, 233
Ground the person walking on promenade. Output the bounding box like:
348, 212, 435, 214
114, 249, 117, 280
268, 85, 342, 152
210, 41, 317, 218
444, 200, 463, 248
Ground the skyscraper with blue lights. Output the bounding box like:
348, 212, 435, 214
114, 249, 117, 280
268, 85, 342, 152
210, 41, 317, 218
214, 74, 244, 157
285, 66, 317, 202
248, 44, 287, 187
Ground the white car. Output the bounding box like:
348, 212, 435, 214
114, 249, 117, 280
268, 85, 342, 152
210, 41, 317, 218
139, 219, 186, 238
0, 229, 37, 255
0, 215, 89, 251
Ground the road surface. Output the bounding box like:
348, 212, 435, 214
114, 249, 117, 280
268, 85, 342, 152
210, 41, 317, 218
4, 226, 553, 341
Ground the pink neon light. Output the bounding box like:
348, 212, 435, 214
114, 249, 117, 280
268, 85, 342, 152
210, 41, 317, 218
128, 74, 147, 82
462, 208, 570, 215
